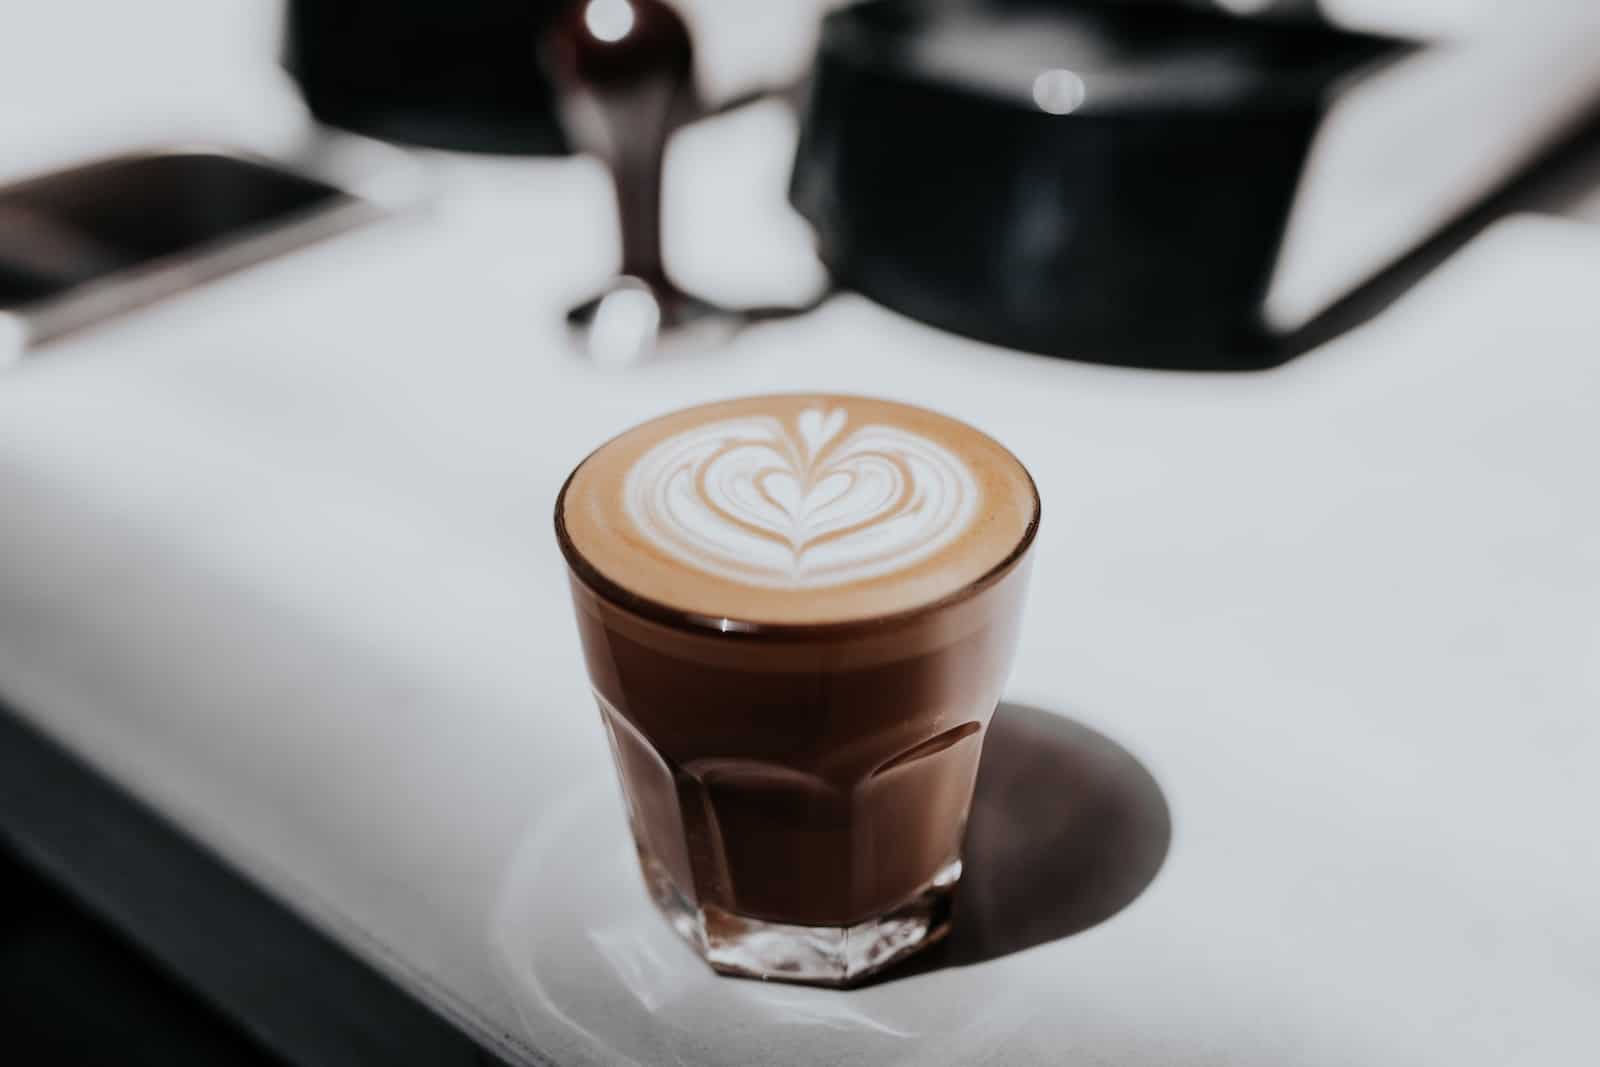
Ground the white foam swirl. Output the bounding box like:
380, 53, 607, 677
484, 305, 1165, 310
623, 406, 980, 590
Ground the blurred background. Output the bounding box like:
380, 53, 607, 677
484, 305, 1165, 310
3, 1, 1600, 1064
4, 0, 1598, 366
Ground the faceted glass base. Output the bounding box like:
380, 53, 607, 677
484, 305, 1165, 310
636, 846, 960, 988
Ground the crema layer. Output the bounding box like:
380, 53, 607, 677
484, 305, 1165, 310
559, 394, 1038, 626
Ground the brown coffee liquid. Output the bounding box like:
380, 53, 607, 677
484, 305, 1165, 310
568, 558, 1033, 925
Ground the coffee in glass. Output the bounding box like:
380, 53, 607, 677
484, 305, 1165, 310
557, 394, 1038, 985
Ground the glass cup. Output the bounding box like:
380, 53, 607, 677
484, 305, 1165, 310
556, 405, 1038, 986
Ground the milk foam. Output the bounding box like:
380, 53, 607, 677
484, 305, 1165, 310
623, 405, 980, 590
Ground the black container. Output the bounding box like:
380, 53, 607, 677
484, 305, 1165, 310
791, 1, 1407, 368
283, 0, 572, 155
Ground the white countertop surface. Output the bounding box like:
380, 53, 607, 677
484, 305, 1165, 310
3, 2, 1600, 1064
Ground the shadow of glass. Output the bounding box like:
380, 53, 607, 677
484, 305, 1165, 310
880, 702, 1171, 982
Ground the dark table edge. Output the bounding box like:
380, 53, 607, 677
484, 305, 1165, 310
0, 698, 535, 1067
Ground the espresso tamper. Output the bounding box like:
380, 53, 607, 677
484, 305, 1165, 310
546, 0, 825, 363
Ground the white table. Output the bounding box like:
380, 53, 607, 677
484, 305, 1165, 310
4, 2, 1600, 1064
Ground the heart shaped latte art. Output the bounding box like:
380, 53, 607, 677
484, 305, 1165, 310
623, 407, 981, 589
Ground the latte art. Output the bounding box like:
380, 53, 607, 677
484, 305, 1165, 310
623, 406, 980, 589
562, 394, 1037, 625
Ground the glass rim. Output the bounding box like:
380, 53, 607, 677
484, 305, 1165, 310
553, 427, 1041, 642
